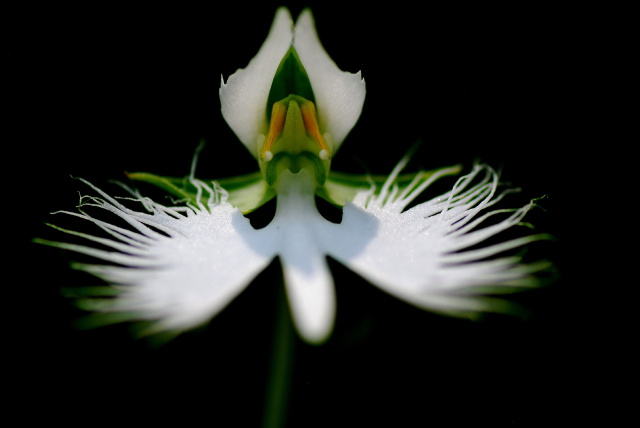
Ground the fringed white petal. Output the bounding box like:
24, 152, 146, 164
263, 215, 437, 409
46, 178, 277, 333
42, 159, 547, 340
326, 163, 547, 316
294, 10, 366, 152
220, 8, 294, 156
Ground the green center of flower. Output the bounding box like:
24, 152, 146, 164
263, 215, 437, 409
258, 46, 332, 188
259, 95, 332, 188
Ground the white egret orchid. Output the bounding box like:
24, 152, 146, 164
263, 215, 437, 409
37, 7, 550, 345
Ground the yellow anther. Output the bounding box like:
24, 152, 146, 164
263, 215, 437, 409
299, 100, 331, 159
260, 95, 331, 163
258, 96, 333, 187
261, 101, 288, 160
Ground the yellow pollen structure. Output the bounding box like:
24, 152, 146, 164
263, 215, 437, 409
260, 96, 331, 161
261, 102, 287, 162
299, 101, 330, 160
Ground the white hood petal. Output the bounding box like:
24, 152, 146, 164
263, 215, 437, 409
294, 10, 366, 151
220, 7, 365, 157
220, 8, 294, 157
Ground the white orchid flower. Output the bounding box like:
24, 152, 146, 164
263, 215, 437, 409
37, 7, 550, 344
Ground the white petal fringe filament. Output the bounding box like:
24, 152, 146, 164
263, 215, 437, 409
38, 155, 550, 344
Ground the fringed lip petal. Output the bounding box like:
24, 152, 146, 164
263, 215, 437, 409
40, 157, 548, 342
220, 8, 294, 157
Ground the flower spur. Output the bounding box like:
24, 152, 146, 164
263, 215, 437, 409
36, 7, 551, 344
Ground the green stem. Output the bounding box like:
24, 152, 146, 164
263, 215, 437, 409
262, 285, 295, 428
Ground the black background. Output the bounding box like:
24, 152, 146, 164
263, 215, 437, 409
7, 2, 619, 426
